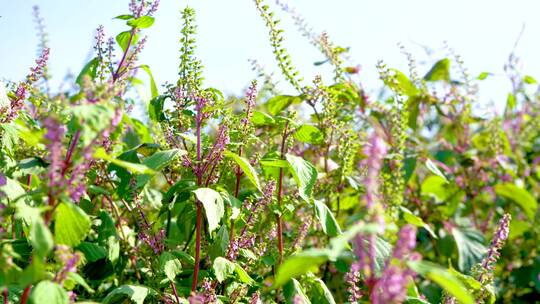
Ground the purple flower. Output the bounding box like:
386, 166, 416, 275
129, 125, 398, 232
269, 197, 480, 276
250, 292, 262, 304
344, 262, 362, 303
44, 117, 66, 193
54, 245, 81, 285
477, 213, 511, 284
241, 80, 258, 126
363, 132, 387, 209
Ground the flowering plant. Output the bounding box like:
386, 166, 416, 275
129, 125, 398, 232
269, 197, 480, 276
1, 1, 538, 303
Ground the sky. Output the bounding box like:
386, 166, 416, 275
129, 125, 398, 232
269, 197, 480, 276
1, 1, 540, 114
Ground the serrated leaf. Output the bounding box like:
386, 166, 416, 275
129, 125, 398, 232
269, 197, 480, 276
425, 159, 448, 182
160, 252, 182, 281
140, 65, 158, 98
400, 206, 436, 238
29, 281, 69, 304
451, 226, 487, 272
102, 285, 156, 304
213, 257, 235, 283
294, 124, 324, 145
224, 151, 261, 192
286, 154, 317, 203
116, 31, 138, 53
310, 278, 336, 304
193, 188, 225, 233
251, 110, 275, 126
273, 249, 330, 288
54, 202, 91, 247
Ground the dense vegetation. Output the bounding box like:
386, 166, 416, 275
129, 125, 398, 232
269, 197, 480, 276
1, 1, 539, 303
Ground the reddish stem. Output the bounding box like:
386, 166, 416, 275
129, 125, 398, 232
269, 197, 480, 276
3, 288, 8, 304
170, 281, 180, 304
20, 286, 31, 304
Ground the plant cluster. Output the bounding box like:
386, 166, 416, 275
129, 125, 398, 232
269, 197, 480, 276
1, 1, 539, 303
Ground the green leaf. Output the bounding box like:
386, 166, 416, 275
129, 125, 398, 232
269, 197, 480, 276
387, 69, 419, 96
160, 252, 182, 281
285, 154, 317, 203
506, 93, 516, 110
524, 75, 537, 84
0, 176, 25, 201
29, 219, 54, 258
103, 285, 156, 304
213, 257, 236, 283
477, 72, 491, 80
421, 175, 450, 202
408, 261, 474, 304
273, 249, 330, 288
143, 149, 186, 171
67, 272, 95, 294
77, 242, 107, 262
251, 110, 275, 126
114, 14, 134, 20
148, 95, 167, 122
224, 151, 262, 192
314, 200, 341, 236
425, 159, 448, 182
294, 124, 324, 145
29, 281, 69, 304
451, 226, 487, 272
400, 206, 436, 238
127, 16, 155, 29
424, 58, 451, 82
284, 279, 311, 304
94, 148, 155, 174
266, 95, 302, 116
54, 202, 92, 247
116, 31, 138, 53
310, 278, 336, 304
76, 57, 99, 86
193, 188, 225, 233
140, 65, 158, 98
234, 263, 254, 284
495, 183, 537, 220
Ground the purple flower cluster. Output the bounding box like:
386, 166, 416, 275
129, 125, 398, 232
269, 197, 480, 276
344, 263, 362, 303
129, 0, 160, 18
54, 245, 81, 286
371, 225, 419, 304
477, 213, 511, 284
363, 132, 387, 209
227, 181, 276, 260
241, 80, 258, 126
188, 278, 216, 304
1, 48, 50, 123
44, 118, 67, 195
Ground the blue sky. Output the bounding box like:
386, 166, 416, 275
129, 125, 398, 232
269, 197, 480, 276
2, 1, 540, 114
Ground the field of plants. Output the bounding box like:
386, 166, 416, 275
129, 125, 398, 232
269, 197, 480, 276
1, 0, 539, 303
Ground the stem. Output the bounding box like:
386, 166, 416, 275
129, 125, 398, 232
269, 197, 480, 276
192, 114, 203, 292
113, 29, 136, 81
20, 286, 31, 304
170, 281, 180, 304
229, 146, 243, 243
276, 122, 289, 264
3, 288, 7, 304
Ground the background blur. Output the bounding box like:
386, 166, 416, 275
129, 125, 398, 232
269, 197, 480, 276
1, 1, 539, 114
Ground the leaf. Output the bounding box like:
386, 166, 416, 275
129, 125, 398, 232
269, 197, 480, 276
425, 159, 448, 182
67, 272, 95, 294
524, 75, 537, 84
294, 124, 324, 145
116, 31, 138, 53
29, 281, 69, 304
285, 154, 318, 203
160, 252, 182, 281
213, 257, 236, 283
140, 65, 158, 98
193, 188, 225, 233
310, 278, 336, 304
273, 249, 330, 288
77, 242, 107, 262
102, 285, 156, 304
114, 14, 134, 20
143, 149, 186, 171
127, 16, 155, 29
284, 279, 311, 304
506, 93, 516, 110
0, 176, 25, 201
251, 110, 275, 126
68, 104, 115, 146
94, 148, 155, 174
421, 175, 450, 202
76, 57, 99, 86
266, 95, 302, 116
387, 69, 419, 96
313, 200, 341, 236
495, 183, 537, 220
234, 264, 254, 284
54, 202, 92, 247
400, 206, 436, 238
148, 95, 167, 122
477, 72, 491, 80
451, 226, 487, 272
424, 58, 451, 82
29, 219, 54, 258
408, 261, 474, 304
224, 151, 262, 192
